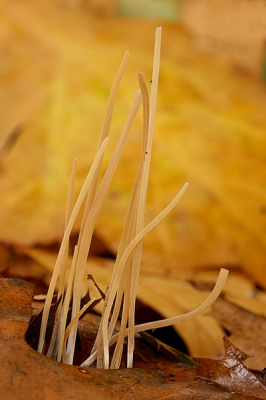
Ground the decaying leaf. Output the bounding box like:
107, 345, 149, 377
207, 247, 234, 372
197, 336, 266, 399
211, 297, 266, 371
0, 276, 259, 399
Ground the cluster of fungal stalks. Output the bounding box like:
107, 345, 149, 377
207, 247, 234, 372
37, 27, 228, 369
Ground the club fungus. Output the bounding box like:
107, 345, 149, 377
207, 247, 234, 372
36, 27, 228, 369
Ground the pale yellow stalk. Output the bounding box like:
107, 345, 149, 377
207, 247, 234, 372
46, 158, 78, 359
57, 245, 78, 362
66, 90, 142, 364
81, 268, 228, 367
37, 137, 108, 353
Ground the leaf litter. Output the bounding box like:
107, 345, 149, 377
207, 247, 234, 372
196, 336, 266, 400
211, 297, 266, 371
0, 276, 263, 400
0, 1, 266, 398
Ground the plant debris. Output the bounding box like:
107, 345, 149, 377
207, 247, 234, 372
196, 336, 266, 399
0, 276, 261, 400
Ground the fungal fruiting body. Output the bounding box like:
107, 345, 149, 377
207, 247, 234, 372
37, 27, 228, 369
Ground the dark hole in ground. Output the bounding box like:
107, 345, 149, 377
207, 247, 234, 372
135, 299, 189, 355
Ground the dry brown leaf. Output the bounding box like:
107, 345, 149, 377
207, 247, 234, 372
197, 336, 266, 399
0, 276, 258, 400
211, 297, 266, 371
